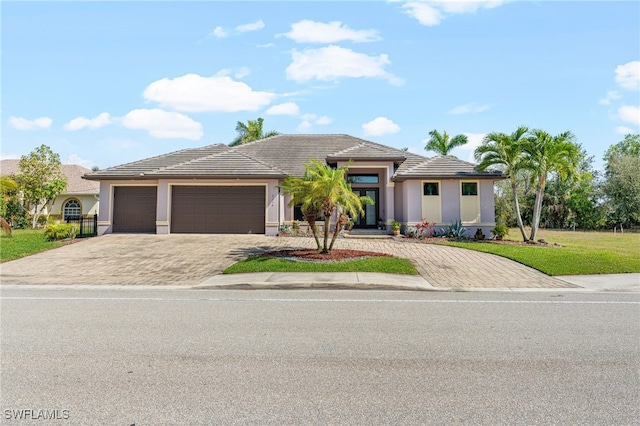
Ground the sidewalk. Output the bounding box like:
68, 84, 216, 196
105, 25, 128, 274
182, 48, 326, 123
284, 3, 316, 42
195, 272, 640, 292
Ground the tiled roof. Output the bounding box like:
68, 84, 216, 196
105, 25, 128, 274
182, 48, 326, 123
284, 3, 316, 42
85, 144, 231, 179
326, 142, 406, 162
395, 155, 503, 180
145, 150, 285, 178
83, 135, 503, 181
1, 160, 99, 194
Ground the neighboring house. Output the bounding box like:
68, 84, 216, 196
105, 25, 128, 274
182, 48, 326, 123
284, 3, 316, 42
0, 160, 100, 220
83, 134, 503, 236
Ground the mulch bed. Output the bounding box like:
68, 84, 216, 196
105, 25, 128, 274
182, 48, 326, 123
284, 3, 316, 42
398, 236, 563, 247
264, 249, 393, 262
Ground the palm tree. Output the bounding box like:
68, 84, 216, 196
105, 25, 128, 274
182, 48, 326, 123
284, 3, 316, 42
424, 129, 468, 156
522, 129, 579, 241
475, 126, 530, 241
280, 160, 373, 254
229, 117, 279, 146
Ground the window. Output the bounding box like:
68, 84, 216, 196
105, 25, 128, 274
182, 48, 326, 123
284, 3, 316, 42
347, 174, 379, 184
461, 182, 478, 196
63, 199, 81, 220
423, 182, 439, 196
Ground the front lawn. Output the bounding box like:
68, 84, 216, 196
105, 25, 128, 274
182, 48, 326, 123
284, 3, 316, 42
224, 255, 418, 275
0, 229, 65, 263
444, 229, 640, 275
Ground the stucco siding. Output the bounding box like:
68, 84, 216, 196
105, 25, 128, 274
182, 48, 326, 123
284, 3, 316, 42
440, 179, 461, 224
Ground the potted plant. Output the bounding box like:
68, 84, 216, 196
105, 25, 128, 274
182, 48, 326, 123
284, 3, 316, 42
391, 220, 401, 236
491, 223, 509, 241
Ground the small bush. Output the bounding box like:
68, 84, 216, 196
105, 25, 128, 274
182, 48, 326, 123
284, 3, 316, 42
440, 220, 468, 241
404, 225, 419, 238
44, 223, 79, 241
279, 223, 292, 234
491, 223, 509, 239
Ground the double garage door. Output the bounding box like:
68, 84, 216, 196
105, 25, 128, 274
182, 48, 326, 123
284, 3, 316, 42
113, 186, 265, 234
171, 186, 265, 234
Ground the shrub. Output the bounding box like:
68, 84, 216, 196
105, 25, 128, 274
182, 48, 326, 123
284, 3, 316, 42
44, 223, 79, 241
491, 223, 509, 239
404, 225, 419, 238
440, 220, 468, 240
415, 219, 436, 237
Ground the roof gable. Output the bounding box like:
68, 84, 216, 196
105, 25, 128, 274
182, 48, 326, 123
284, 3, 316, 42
395, 155, 502, 180
82, 135, 503, 181
1, 159, 99, 194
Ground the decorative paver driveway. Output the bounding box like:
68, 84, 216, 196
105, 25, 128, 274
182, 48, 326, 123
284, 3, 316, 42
0, 234, 572, 288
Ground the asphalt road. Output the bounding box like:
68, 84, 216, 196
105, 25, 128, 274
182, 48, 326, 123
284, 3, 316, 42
1, 288, 639, 425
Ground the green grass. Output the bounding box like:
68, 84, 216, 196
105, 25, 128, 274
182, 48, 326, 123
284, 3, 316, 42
0, 229, 65, 263
444, 229, 640, 275
224, 255, 419, 275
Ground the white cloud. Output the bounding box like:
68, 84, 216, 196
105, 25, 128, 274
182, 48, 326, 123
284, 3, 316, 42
615, 61, 640, 91
401, 1, 503, 26
297, 121, 313, 132
452, 132, 486, 163
257, 43, 275, 48
236, 20, 265, 33
618, 105, 640, 126
143, 73, 277, 112
401, 2, 442, 26
211, 26, 228, 38
615, 126, 635, 135
121, 109, 203, 140
316, 116, 332, 125
63, 112, 111, 131
283, 20, 381, 43
266, 102, 300, 116
449, 103, 492, 114
599, 90, 622, 106
9, 116, 52, 130
295, 113, 333, 131
362, 117, 401, 136
65, 154, 95, 169
234, 67, 250, 79
286, 45, 402, 86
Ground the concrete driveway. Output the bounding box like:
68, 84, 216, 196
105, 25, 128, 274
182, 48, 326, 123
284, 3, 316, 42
0, 234, 572, 288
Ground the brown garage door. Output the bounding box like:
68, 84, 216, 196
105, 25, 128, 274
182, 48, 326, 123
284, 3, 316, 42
171, 186, 265, 234
113, 186, 157, 233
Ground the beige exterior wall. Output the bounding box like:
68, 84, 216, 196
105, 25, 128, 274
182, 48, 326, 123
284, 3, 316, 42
49, 194, 99, 219
97, 178, 281, 236
397, 178, 498, 236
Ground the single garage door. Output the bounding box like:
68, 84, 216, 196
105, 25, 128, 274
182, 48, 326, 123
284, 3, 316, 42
112, 186, 157, 233
171, 186, 265, 234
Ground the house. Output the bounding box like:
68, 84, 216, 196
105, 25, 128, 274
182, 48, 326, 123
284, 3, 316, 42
1, 160, 100, 220
83, 134, 503, 236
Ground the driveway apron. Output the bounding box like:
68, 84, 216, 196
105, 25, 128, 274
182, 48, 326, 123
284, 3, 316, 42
0, 234, 571, 288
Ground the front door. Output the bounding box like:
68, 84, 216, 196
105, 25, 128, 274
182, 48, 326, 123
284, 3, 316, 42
352, 188, 378, 228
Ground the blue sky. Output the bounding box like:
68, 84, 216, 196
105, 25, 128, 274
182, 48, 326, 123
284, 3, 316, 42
2, 1, 639, 170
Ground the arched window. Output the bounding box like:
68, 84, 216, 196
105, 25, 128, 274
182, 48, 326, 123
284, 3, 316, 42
63, 199, 81, 220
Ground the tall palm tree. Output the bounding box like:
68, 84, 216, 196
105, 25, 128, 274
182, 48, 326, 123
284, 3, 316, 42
280, 160, 373, 253
522, 129, 579, 241
229, 117, 279, 146
475, 126, 530, 241
424, 129, 468, 156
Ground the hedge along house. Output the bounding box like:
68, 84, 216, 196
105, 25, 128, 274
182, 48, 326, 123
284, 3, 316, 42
83, 134, 503, 236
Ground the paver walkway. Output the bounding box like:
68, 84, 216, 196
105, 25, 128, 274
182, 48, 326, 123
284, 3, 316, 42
0, 234, 572, 288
